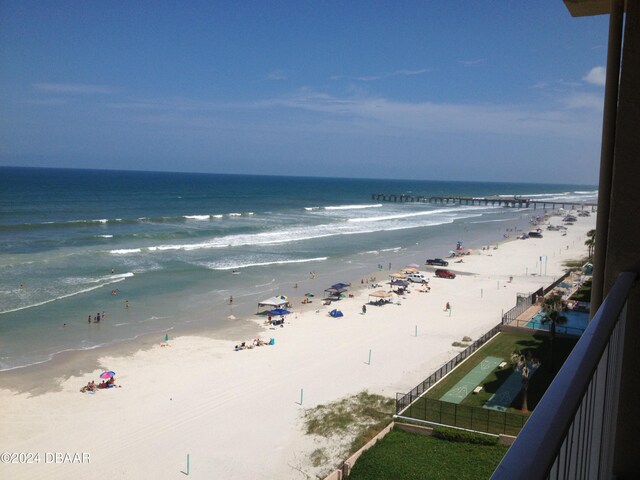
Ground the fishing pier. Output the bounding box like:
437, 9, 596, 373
371, 194, 597, 211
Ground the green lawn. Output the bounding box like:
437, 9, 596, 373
347, 429, 508, 480
400, 331, 578, 434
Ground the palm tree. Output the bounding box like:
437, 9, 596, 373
541, 294, 567, 370
585, 229, 596, 259
512, 352, 531, 412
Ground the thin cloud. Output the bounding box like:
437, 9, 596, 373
564, 92, 604, 110
266, 70, 288, 81
32, 83, 114, 94
393, 69, 428, 76
338, 68, 429, 82
255, 89, 601, 139
458, 59, 484, 66
583, 66, 606, 86
21, 98, 68, 106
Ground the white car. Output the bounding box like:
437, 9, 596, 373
406, 273, 428, 283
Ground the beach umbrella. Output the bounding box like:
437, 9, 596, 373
100, 371, 116, 379
329, 309, 343, 318
268, 308, 291, 316
369, 291, 392, 298
305, 293, 315, 297
389, 273, 406, 279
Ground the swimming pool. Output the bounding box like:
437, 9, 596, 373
526, 310, 589, 336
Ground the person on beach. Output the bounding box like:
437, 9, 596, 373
229, 295, 233, 304
111, 268, 115, 274
362, 305, 367, 314
125, 300, 129, 309
445, 302, 451, 311
96, 312, 101, 323
88, 315, 92, 324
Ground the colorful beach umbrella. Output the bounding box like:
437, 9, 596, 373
100, 371, 116, 379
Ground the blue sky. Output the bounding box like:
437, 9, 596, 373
0, 1, 609, 184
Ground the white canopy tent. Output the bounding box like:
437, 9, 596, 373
257, 296, 290, 312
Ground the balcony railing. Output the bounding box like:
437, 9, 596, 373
491, 272, 637, 479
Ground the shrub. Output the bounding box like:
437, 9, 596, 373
432, 425, 499, 446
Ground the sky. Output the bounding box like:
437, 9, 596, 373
0, 1, 610, 184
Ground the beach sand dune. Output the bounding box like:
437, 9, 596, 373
0, 215, 595, 479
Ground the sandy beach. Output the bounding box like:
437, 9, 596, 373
0, 213, 595, 480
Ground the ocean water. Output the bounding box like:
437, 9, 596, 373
0, 167, 598, 371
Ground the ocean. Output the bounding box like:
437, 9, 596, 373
0, 166, 598, 371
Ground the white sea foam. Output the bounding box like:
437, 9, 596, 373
324, 204, 383, 210
114, 207, 488, 255
97, 234, 114, 238
212, 214, 224, 219
0, 276, 131, 315
304, 207, 320, 211
228, 213, 242, 217
110, 248, 142, 255
183, 215, 211, 221
347, 206, 487, 223
208, 257, 328, 270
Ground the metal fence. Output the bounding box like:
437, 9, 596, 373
543, 271, 572, 295
502, 272, 574, 326
395, 325, 501, 414
506, 318, 586, 337
397, 397, 528, 436
501, 289, 541, 325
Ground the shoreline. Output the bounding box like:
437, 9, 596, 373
0, 213, 595, 479
0, 213, 529, 392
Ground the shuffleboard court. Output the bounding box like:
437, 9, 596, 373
484, 365, 539, 411
440, 356, 503, 404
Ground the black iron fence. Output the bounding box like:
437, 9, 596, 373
397, 397, 528, 436
542, 271, 572, 295
395, 325, 501, 414
502, 272, 573, 326
501, 292, 537, 325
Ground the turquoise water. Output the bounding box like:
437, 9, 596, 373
0, 166, 597, 370
526, 310, 590, 335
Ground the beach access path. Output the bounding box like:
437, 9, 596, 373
0, 214, 595, 480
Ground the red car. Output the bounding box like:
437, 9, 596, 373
435, 269, 456, 279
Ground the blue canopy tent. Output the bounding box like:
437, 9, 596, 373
268, 308, 291, 316
329, 309, 344, 318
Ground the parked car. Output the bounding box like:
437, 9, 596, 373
528, 231, 543, 238
435, 269, 456, 279
406, 272, 428, 283
426, 258, 449, 266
